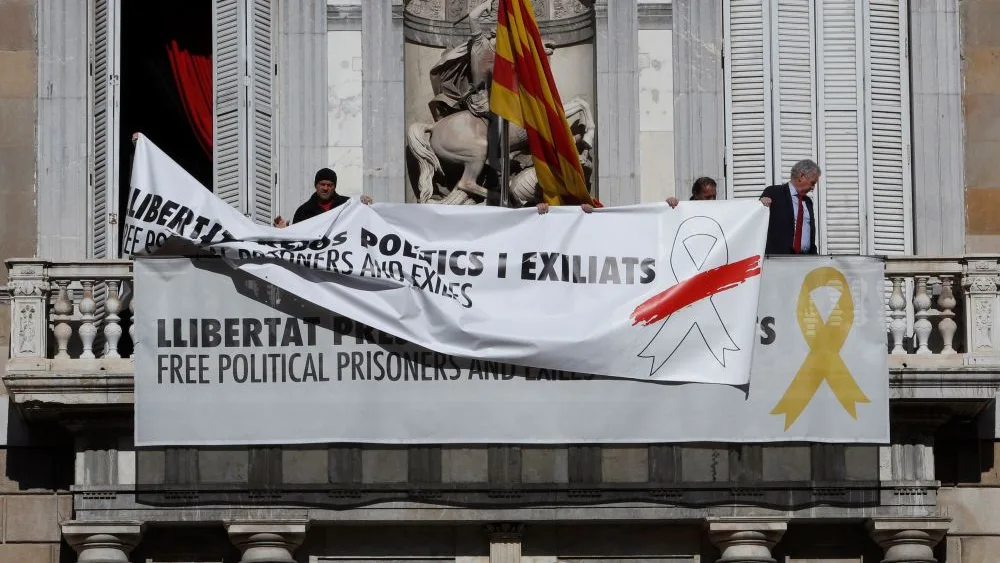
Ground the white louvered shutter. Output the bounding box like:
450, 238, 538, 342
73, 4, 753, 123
214, 0, 246, 210
90, 0, 121, 259
724, 0, 773, 199
864, 0, 912, 255
249, 0, 275, 225
213, 0, 275, 222
816, 0, 866, 254
769, 0, 816, 183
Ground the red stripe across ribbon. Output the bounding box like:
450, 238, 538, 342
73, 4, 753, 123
631, 255, 763, 326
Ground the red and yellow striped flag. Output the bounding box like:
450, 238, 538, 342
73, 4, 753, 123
490, 0, 596, 207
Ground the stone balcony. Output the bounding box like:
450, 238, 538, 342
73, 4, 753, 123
4, 255, 1000, 417
5, 256, 997, 525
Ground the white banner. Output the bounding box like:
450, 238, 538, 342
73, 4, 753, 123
126, 135, 768, 385
134, 256, 889, 446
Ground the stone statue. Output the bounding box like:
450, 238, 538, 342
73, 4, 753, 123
406, 0, 595, 206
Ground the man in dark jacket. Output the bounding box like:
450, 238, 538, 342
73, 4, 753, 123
273, 168, 372, 228
666, 176, 718, 207
758, 159, 821, 255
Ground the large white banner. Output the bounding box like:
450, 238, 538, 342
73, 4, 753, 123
134, 256, 889, 446
126, 135, 768, 385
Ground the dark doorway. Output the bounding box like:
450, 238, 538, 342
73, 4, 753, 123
119, 0, 213, 233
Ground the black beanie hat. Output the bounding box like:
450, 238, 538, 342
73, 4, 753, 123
314, 168, 337, 186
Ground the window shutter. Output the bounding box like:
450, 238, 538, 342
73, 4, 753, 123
213, 0, 247, 210
769, 0, 816, 182
816, 0, 866, 254
249, 0, 274, 225
90, 0, 121, 259
864, 0, 912, 255
213, 0, 275, 222
723, 0, 773, 199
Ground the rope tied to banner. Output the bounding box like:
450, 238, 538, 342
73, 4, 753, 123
632, 216, 761, 376
770, 266, 870, 430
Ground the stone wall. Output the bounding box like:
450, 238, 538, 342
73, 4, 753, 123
0, 0, 38, 283
0, 449, 73, 562
0, 2, 63, 562
962, 0, 1000, 252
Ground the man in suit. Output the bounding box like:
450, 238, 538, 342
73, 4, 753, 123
758, 159, 821, 255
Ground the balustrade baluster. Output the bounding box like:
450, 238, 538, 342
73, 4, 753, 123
104, 280, 122, 359
888, 277, 907, 354
78, 280, 97, 359
937, 276, 958, 354
52, 280, 73, 359
913, 276, 933, 354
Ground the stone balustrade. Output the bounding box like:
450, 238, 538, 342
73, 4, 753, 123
5, 255, 1000, 368
6, 259, 134, 362
884, 256, 1000, 364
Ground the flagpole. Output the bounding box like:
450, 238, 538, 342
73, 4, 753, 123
499, 116, 510, 207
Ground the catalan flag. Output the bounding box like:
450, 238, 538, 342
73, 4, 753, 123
490, 0, 596, 207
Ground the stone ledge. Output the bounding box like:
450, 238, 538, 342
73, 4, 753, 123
68, 505, 945, 526
705, 516, 788, 533
6, 361, 1000, 404
226, 520, 309, 536
4, 374, 133, 402
3, 369, 134, 419
890, 366, 1000, 400
868, 516, 951, 533
70, 497, 940, 525
62, 520, 144, 538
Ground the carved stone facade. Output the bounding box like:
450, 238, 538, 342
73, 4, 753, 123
3, 1, 1000, 562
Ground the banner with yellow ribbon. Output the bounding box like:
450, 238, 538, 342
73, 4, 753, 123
769, 267, 872, 430
756, 257, 888, 439
135, 254, 889, 445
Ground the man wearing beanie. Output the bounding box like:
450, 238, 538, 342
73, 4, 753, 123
273, 168, 373, 228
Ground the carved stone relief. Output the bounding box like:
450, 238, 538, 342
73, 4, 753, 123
975, 299, 995, 350
404, 0, 445, 20
16, 304, 37, 355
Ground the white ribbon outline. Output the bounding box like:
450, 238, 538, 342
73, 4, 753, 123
637, 216, 740, 377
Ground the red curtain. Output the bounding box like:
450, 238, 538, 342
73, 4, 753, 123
166, 40, 213, 158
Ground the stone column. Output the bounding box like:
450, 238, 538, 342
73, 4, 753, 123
909, 0, 965, 255
868, 518, 950, 563
362, 0, 406, 203
706, 518, 787, 563
594, 0, 639, 205
62, 521, 143, 563
278, 0, 330, 217
672, 0, 726, 198
486, 523, 524, 563
227, 521, 308, 563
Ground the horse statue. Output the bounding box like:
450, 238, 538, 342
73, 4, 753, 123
405, 0, 596, 206
407, 97, 595, 205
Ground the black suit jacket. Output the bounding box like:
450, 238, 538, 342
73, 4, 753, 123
760, 184, 818, 255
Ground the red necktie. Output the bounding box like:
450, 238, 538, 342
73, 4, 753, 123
793, 194, 804, 254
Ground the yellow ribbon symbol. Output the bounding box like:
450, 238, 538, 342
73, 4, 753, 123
770, 267, 870, 430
